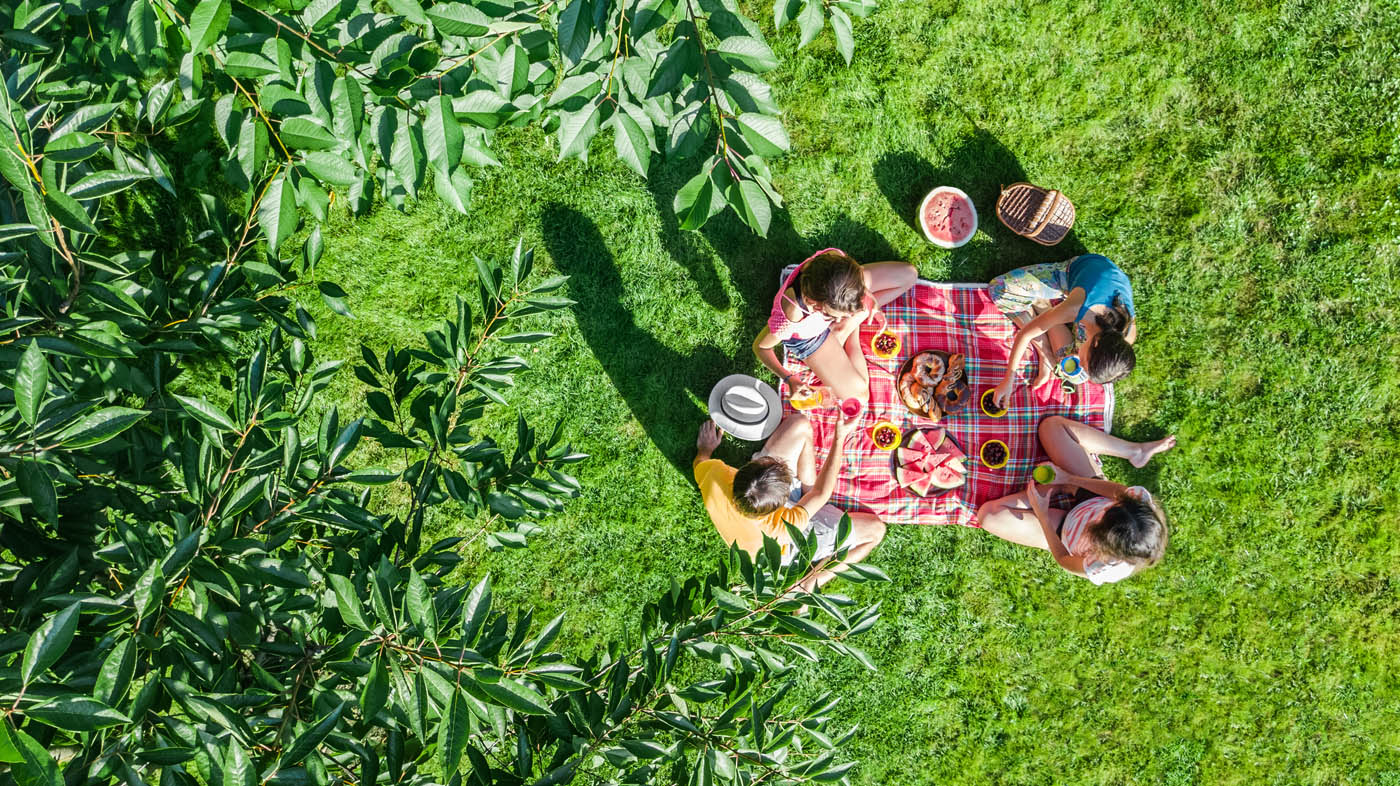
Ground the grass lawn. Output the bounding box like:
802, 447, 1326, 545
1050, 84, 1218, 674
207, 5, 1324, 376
305, 0, 1400, 781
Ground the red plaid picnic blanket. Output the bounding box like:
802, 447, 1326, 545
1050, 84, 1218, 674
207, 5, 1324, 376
780, 282, 1114, 527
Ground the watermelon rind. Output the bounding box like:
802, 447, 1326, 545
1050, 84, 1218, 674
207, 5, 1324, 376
929, 464, 963, 490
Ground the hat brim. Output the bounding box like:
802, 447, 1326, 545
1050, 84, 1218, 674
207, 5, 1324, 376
708, 374, 782, 442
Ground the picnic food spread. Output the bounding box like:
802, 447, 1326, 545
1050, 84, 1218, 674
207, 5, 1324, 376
893, 428, 967, 495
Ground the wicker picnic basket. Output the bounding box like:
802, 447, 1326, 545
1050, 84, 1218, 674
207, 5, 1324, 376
995, 182, 1075, 245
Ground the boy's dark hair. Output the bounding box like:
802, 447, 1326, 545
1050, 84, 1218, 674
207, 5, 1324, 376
1088, 495, 1168, 565
1087, 293, 1135, 383
732, 456, 794, 516
799, 251, 866, 314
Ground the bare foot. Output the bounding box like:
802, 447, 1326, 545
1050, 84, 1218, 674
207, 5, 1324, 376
1131, 435, 1177, 468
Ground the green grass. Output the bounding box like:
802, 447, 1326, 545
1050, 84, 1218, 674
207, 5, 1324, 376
306, 0, 1400, 781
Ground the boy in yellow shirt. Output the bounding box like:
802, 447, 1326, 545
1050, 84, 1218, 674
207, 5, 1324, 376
693, 412, 886, 591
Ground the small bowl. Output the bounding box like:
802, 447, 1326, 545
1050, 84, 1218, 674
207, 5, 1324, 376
869, 329, 902, 360
980, 388, 1007, 418
918, 186, 978, 249
869, 420, 901, 451
979, 439, 1009, 469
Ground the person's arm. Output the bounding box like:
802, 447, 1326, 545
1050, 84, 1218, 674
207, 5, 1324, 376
693, 421, 722, 471
994, 298, 1078, 406
1057, 473, 1130, 500
753, 327, 811, 398
1025, 481, 1087, 576
1125, 318, 1137, 344
797, 413, 858, 516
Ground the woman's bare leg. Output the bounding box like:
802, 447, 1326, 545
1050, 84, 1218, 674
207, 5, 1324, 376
804, 323, 869, 402
759, 413, 815, 484
976, 493, 1065, 551
863, 262, 919, 306
797, 512, 887, 591
1039, 415, 1177, 476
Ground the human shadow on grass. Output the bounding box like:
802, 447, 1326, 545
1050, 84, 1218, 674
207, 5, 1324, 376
645, 154, 901, 342
540, 203, 733, 474
873, 129, 1088, 281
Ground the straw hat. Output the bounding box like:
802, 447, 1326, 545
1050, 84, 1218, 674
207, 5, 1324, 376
708, 374, 782, 442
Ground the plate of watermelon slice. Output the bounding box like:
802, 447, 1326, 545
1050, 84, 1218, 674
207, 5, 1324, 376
891, 427, 968, 497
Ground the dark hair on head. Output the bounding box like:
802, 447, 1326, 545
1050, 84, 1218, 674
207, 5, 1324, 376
799, 251, 866, 314
1087, 495, 1168, 566
1087, 331, 1135, 383
1086, 293, 1135, 383
732, 457, 794, 516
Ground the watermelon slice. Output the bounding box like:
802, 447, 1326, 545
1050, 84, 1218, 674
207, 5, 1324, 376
894, 465, 930, 490
926, 428, 945, 451
909, 472, 937, 496
942, 457, 967, 475
941, 439, 964, 461
929, 464, 963, 490
906, 430, 933, 453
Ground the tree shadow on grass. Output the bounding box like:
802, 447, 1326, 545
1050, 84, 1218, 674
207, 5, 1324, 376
645, 154, 901, 344
540, 203, 733, 474
873, 128, 1089, 281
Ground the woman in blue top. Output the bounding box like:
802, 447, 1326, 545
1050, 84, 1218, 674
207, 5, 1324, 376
989, 254, 1136, 408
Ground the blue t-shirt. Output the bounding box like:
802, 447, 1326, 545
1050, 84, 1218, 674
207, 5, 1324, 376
1066, 254, 1134, 323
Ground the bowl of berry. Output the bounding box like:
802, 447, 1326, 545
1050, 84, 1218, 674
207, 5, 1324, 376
870, 329, 901, 360
979, 438, 1009, 469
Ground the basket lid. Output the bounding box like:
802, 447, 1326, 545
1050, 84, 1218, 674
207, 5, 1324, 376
996, 182, 1076, 246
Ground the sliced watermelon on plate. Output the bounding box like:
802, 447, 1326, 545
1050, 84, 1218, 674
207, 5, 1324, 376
894, 465, 929, 489
909, 472, 937, 496
942, 456, 967, 475
906, 429, 933, 453
929, 463, 963, 489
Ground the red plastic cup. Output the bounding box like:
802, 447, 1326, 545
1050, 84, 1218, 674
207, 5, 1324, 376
840, 397, 864, 418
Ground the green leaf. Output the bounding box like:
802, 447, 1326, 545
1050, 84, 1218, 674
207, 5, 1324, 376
439, 688, 471, 775
0, 718, 19, 764
280, 117, 338, 150
830, 7, 854, 64
95, 638, 137, 707
485, 491, 527, 518
174, 394, 237, 432
735, 113, 791, 156
130, 561, 164, 620
303, 151, 358, 187
43, 189, 97, 234
405, 569, 437, 641
773, 612, 832, 640
8, 724, 61, 786
279, 701, 347, 768
16, 461, 56, 523
55, 407, 148, 448
318, 281, 354, 317
386, 0, 429, 25
258, 171, 298, 254
611, 111, 651, 177
14, 342, 47, 425
346, 467, 398, 484
557, 101, 602, 162
556, 0, 593, 64
477, 676, 552, 715
716, 36, 780, 73
222, 473, 266, 517
729, 177, 773, 236
796, 0, 824, 48
673, 166, 724, 230
68, 171, 146, 200
21, 602, 80, 685
360, 654, 389, 718
461, 574, 492, 645
774, 0, 800, 29
188, 0, 231, 52
329, 574, 370, 630
424, 96, 463, 174
25, 695, 130, 731
434, 167, 474, 212
427, 2, 491, 35
43, 132, 102, 163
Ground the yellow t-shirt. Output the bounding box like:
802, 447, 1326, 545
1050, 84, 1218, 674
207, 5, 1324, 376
693, 458, 809, 557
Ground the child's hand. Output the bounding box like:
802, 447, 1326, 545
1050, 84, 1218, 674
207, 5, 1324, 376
1034, 461, 1072, 485
696, 421, 723, 454
1025, 479, 1050, 518
992, 377, 1016, 409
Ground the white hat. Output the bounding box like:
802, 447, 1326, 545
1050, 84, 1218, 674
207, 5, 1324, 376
708, 374, 782, 442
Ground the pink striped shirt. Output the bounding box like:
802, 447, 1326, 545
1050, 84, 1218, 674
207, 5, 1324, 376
1060, 486, 1152, 585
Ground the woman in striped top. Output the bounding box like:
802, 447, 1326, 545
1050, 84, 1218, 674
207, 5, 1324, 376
976, 416, 1175, 584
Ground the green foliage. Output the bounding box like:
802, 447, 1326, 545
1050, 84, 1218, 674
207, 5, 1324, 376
0, 0, 874, 243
